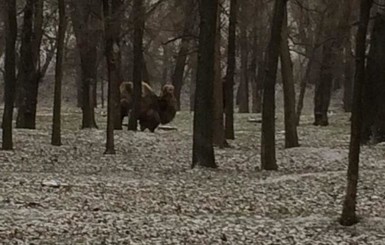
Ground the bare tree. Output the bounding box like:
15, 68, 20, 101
237, 3, 250, 113
212, 6, 226, 148
71, 0, 102, 129
261, 0, 287, 171
2, 0, 17, 150
340, 0, 372, 226
127, 0, 144, 131
191, 0, 218, 169
280, 6, 299, 148
361, 7, 385, 143
103, 0, 121, 154
16, 0, 44, 129
225, 0, 237, 140
171, 0, 197, 110
313, 2, 340, 126
51, 0, 67, 146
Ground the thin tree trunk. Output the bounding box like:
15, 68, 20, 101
172, 0, 196, 111
103, 0, 119, 154
340, 0, 372, 226
191, 0, 218, 169
51, 0, 66, 146
127, 0, 144, 131
2, 0, 17, 150
225, 0, 237, 140
250, 25, 261, 114
110, 0, 123, 130
238, 8, 249, 113
212, 7, 226, 148
261, 0, 287, 171
280, 7, 299, 148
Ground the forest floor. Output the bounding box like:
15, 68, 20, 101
0, 104, 385, 244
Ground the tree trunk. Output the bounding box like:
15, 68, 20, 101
250, 25, 262, 114
261, 0, 287, 171
127, 0, 144, 131
103, 0, 121, 154
71, 1, 101, 129
361, 12, 385, 143
189, 52, 197, 112
225, 0, 237, 140
295, 9, 324, 125
51, 0, 66, 146
313, 4, 340, 126
110, 0, 123, 130
313, 42, 334, 126
280, 7, 299, 148
343, 41, 354, 113
212, 7, 226, 148
16, 0, 43, 129
191, 0, 218, 169
238, 7, 249, 113
340, 0, 372, 227
2, 0, 17, 150
172, 1, 196, 111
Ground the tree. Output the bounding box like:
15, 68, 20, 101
2, 0, 17, 150
171, 0, 197, 110
103, 0, 120, 154
361, 10, 385, 143
16, 0, 44, 129
340, 0, 372, 226
127, 0, 144, 131
280, 6, 299, 148
225, 0, 237, 140
212, 5, 227, 148
261, 0, 287, 171
191, 0, 218, 169
110, 0, 124, 130
51, 0, 67, 146
340, 0, 354, 113
313, 2, 340, 126
71, 0, 101, 129
237, 3, 250, 113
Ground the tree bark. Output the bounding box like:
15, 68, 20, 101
103, 0, 120, 154
109, 0, 123, 130
280, 7, 299, 148
172, 1, 197, 111
250, 25, 262, 114
340, 0, 372, 227
313, 4, 340, 126
343, 40, 354, 113
212, 7, 226, 148
16, 0, 44, 129
225, 0, 237, 140
189, 52, 197, 112
71, 0, 101, 129
191, 0, 218, 169
2, 0, 17, 150
261, 0, 287, 171
361, 12, 385, 143
51, 0, 66, 146
238, 5, 249, 113
127, 0, 144, 131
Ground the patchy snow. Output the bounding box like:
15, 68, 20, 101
0, 109, 384, 244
